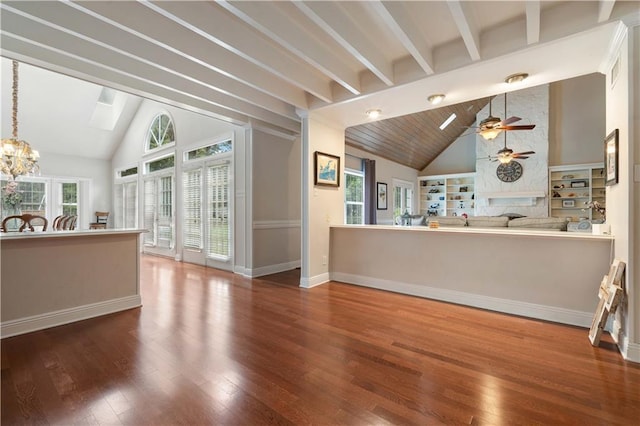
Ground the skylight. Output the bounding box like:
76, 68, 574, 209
439, 113, 457, 130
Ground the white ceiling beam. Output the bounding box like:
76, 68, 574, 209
294, 1, 394, 86
0, 12, 300, 133
144, 1, 333, 104
2, 1, 297, 121
447, 0, 481, 61
598, 0, 616, 23
370, 1, 435, 75
0, 34, 251, 128
525, 1, 541, 45
68, 0, 308, 110
217, 0, 361, 95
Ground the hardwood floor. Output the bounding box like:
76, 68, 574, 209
2, 255, 639, 425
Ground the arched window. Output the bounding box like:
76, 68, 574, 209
146, 113, 175, 151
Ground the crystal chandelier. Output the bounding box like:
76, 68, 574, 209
1, 60, 39, 180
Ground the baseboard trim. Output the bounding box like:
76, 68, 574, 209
331, 272, 593, 327
300, 272, 330, 288
1, 295, 142, 339
248, 260, 301, 278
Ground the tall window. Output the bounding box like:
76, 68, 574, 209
1, 179, 47, 217
393, 179, 414, 218
60, 182, 78, 216
182, 139, 232, 260
146, 113, 175, 152
115, 165, 138, 229
344, 170, 364, 224
143, 154, 175, 249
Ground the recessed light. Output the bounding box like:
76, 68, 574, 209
366, 109, 381, 119
505, 73, 529, 84
427, 94, 445, 105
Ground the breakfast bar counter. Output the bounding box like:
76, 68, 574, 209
1, 229, 145, 337
330, 225, 614, 327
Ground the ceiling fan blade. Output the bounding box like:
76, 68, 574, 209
500, 116, 521, 125
514, 151, 535, 155
514, 156, 529, 159
502, 124, 536, 130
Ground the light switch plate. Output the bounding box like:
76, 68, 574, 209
635, 164, 640, 182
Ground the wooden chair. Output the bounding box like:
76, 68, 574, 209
1, 214, 48, 232
53, 215, 67, 230
89, 211, 109, 229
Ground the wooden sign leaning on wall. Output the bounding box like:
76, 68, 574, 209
589, 259, 625, 346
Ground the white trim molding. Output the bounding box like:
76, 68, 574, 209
331, 272, 594, 327
246, 260, 301, 278
253, 220, 301, 230
1, 295, 142, 339
300, 272, 330, 288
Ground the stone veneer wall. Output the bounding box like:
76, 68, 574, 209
475, 85, 549, 217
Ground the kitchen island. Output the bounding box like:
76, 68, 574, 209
1, 229, 145, 337
330, 225, 614, 327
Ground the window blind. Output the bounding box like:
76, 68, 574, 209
183, 169, 202, 250
143, 179, 156, 246
124, 181, 137, 228
207, 163, 230, 258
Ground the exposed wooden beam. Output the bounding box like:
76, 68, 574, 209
0, 14, 300, 133
68, 0, 308, 109
526, 1, 541, 45
2, 1, 298, 121
144, 1, 333, 104
217, 0, 361, 95
598, 0, 616, 23
370, 1, 435, 75
447, 0, 481, 61
294, 1, 394, 86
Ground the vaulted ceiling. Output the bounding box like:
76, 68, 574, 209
1, 1, 637, 163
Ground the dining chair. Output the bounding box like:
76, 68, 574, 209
1, 214, 48, 232
89, 211, 109, 229
52, 215, 66, 230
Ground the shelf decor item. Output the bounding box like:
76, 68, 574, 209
314, 151, 340, 187
562, 200, 575, 208
604, 129, 619, 186
376, 182, 387, 210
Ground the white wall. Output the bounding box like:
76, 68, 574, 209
549, 73, 606, 166
345, 146, 418, 225
475, 85, 550, 217
251, 129, 301, 275
632, 25, 640, 353
301, 116, 345, 287
605, 24, 637, 362
420, 131, 476, 176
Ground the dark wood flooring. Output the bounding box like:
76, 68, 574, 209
2, 254, 639, 425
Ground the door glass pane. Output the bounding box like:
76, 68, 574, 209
207, 164, 230, 258
183, 169, 202, 249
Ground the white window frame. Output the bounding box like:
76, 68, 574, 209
114, 165, 139, 229
144, 112, 176, 155
392, 178, 415, 218
344, 168, 365, 225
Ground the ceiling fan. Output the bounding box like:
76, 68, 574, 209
473, 93, 536, 140
483, 131, 536, 164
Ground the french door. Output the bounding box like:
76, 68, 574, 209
182, 161, 232, 270
143, 173, 175, 257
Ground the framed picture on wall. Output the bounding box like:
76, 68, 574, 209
377, 182, 387, 210
314, 151, 340, 187
605, 129, 619, 186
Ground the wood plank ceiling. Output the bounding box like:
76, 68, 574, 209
346, 98, 490, 170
